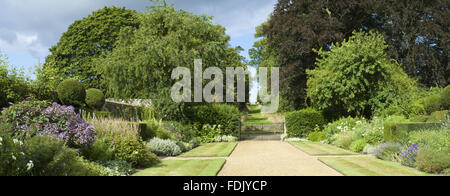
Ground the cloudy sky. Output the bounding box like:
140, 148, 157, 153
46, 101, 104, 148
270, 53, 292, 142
0, 0, 276, 103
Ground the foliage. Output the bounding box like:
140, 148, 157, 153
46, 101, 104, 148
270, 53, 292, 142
85, 88, 105, 110
398, 144, 419, 167
99, 4, 247, 121
0, 51, 32, 108
195, 124, 223, 143
427, 111, 449, 123
147, 138, 182, 156
415, 146, 450, 174
384, 122, 442, 142
100, 160, 134, 176
2, 101, 97, 148
373, 142, 401, 161
407, 129, 450, 152
187, 104, 241, 136
43, 7, 140, 90
307, 131, 327, 142
307, 31, 416, 118
161, 121, 196, 143
286, 108, 326, 138
88, 118, 159, 168
442, 86, 450, 110
323, 117, 359, 136
80, 139, 114, 162
332, 131, 357, 150
422, 94, 442, 114
264, 0, 379, 110
57, 79, 86, 108
349, 139, 367, 153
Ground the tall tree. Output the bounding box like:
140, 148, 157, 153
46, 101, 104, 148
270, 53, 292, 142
369, 0, 449, 87
99, 4, 247, 120
42, 7, 140, 90
264, 0, 376, 110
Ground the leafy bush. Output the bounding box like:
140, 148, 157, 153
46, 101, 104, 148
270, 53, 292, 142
427, 111, 449, 123
398, 144, 419, 167
161, 121, 196, 142
85, 88, 105, 110
374, 142, 401, 161
332, 131, 357, 150
195, 124, 223, 143
349, 139, 367, 153
442, 85, 450, 110
80, 139, 114, 162
423, 94, 442, 114
100, 160, 134, 176
323, 117, 359, 136
187, 104, 241, 135
416, 146, 450, 174
363, 145, 377, 155
2, 101, 97, 148
0, 53, 32, 108
56, 79, 86, 108
308, 131, 327, 142
88, 118, 159, 168
352, 117, 384, 145
147, 138, 182, 156
286, 108, 326, 138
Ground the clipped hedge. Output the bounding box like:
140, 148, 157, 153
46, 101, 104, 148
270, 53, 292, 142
85, 88, 105, 110
186, 104, 241, 135
441, 85, 450, 110
384, 122, 442, 141
57, 79, 86, 108
286, 108, 326, 138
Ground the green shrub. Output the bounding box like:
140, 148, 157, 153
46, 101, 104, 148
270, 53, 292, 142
186, 104, 241, 135
442, 86, 450, 110
350, 139, 367, 153
196, 124, 223, 143
323, 117, 359, 136
308, 131, 327, 142
423, 94, 442, 114
85, 88, 105, 110
286, 108, 326, 138
100, 160, 133, 176
147, 138, 182, 156
374, 142, 401, 161
416, 146, 450, 174
56, 79, 86, 108
80, 139, 114, 162
213, 135, 238, 143
427, 111, 449, 123
332, 131, 357, 150
384, 122, 442, 142
88, 118, 160, 168
161, 121, 196, 142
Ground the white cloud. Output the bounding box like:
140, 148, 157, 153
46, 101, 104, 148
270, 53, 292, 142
0, 32, 48, 59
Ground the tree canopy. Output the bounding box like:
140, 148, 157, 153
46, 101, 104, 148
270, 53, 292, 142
43, 6, 140, 90
98, 4, 247, 120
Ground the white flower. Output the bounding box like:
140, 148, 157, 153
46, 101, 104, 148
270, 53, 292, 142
19, 141, 23, 146
0, 137, 3, 142
12, 155, 16, 160
13, 139, 19, 144
26, 160, 34, 171
20, 152, 25, 156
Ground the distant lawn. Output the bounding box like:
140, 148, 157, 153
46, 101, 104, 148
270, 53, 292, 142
289, 142, 357, 155
243, 105, 273, 125
319, 157, 429, 176
179, 142, 237, 157
133, 159, 226, 176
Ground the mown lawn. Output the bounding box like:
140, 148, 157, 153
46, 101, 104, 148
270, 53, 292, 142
179, 142, 237, 157
133, 159, 226, 176
289, 142, 357, 155
319, 157, 430, 176
242, 105, 273, 126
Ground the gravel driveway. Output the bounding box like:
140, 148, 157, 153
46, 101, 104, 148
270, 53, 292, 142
218, 141, 342, 176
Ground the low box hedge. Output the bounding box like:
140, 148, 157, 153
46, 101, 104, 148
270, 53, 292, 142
285, 108, 326, 138
384, 122, 442, 141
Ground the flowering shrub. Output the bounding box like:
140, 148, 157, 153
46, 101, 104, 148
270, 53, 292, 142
196, 124, 223, 143
213, 135, 238, 143
398, 143, 419, 167
349, 139, 368, 153
2, 101, 97, 147
100, 160, 133, 176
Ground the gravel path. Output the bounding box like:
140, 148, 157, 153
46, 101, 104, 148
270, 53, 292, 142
218, 141, 343, 176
